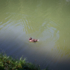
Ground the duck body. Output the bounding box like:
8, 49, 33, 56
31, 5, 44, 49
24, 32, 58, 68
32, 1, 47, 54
29, 37, 39, 42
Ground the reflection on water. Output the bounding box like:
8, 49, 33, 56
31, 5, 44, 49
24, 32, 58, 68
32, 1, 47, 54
0, 0, 70, 70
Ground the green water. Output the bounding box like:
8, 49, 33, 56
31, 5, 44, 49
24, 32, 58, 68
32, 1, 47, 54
0, 0, 70, 70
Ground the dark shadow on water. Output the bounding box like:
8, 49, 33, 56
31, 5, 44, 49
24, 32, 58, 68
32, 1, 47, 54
0, 38, 70, 70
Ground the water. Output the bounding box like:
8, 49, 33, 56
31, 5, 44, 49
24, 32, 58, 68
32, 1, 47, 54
0, 0, 70, 70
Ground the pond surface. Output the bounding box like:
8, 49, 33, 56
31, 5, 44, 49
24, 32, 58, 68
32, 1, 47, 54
0, 0, 70, 70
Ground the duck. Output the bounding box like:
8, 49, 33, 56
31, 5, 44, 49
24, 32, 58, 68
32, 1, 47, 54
29, 37, 39, 42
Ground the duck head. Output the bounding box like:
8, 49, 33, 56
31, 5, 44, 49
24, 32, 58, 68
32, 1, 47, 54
29, 37, 32, 40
